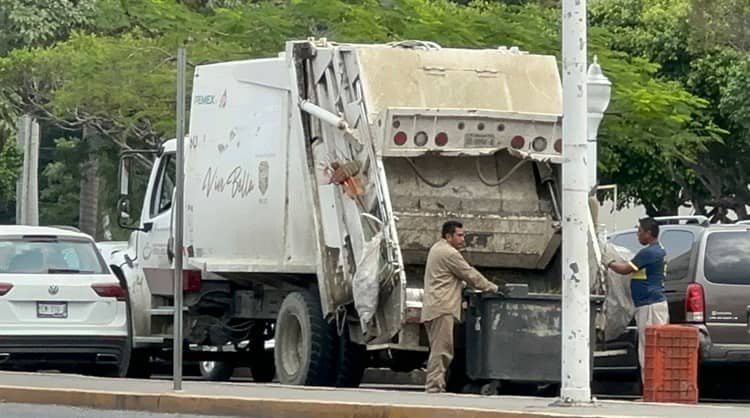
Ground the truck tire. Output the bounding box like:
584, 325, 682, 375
274, 290, 336, 386
334, 326, 367, 388
126, 348, 152, 379
199, 360, 235, 381
250, 348, 276, 383
123, 294, 150, 378
248, 330, 275, 383
446, 347, 469, 393
388, 350, 427, 373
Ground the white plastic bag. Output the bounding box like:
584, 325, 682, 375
602, 243, 636, 341
353, 232, 383, 331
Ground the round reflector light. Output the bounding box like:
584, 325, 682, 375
394, 131, 407, 146
532, 136, 548, 152
511, 135, 525, 149
414, 131, 428, 146
554, 138, 562, 153
435, 132, 448, 147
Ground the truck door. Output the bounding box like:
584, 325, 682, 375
139, 152, 177, 296
298, 43, 405, 343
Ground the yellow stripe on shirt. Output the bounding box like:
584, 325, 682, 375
628, 261, 647, 280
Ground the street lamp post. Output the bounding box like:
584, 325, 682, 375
587, 57, 612, 192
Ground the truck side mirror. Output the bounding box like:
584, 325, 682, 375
119, 157, 131, 197
117, 196, 135, 230
116, 148, 160, 232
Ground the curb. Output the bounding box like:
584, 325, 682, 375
0, 385, 617, 418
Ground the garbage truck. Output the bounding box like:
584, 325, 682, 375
110, 39, 565, 386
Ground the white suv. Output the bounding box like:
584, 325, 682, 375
0, 226, 129, 376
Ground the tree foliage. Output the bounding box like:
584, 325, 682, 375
591, 0, 750, 220
0, 0, 742, 227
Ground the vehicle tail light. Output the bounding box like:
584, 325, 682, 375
435, 132, 448, 147
404, 306, 422, 323
0, 283, 13, 296
414, 131, 428, 146
184, 270, 202, 293
554, 138, 562, 153
393, 131, 407, 146
511, 135, 525, 149
532, 136, 548, 152
92, 283, 126, 301
686, 283, 705, 323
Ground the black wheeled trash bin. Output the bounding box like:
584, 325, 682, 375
464, 289, 602, 394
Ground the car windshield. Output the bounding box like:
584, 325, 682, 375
0, 238, 108, 274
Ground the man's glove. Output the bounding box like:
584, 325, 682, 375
330, 160, 362, 184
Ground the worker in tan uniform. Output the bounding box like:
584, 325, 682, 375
421, 220, 499, 393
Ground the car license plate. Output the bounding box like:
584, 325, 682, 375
37, 302, 68, 319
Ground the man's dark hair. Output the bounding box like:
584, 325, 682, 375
442, 221, 463, 238
639, 217, 659, 238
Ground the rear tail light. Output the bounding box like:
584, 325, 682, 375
92, 283, 126, 301
686, 283, 705, 323
511, 135, 525, 149
414, 131, 428, 146
405, 306, 422, 323
532, 136, 548, 152
435, 132, 448, 147
554, 138, 562, 153
184, 270, 202, 293
393, 131, 407, 146
0, 283, 13, 296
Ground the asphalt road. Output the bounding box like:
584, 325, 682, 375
0, 403, 243, 418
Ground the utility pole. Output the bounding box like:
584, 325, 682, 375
173, 47, 187, 392
15, 115, 39, 226
560, 0, 592, 404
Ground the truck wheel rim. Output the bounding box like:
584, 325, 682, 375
280, 312, 304, 376
201, 361, 216, 373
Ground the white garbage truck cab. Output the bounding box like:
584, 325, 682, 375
112, 39, 563, 386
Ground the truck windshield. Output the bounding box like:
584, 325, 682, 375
0, 238, 108, 275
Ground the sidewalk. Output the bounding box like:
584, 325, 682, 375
0, 371, 747, 418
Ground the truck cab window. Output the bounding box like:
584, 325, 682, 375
150, 154, 176, 218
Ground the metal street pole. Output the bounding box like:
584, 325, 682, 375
173, 47, 187, 391
560, 0, 592, 404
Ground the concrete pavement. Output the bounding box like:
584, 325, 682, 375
0, 402, 231, 418
0, 371, 748, 418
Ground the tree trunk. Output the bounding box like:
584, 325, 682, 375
78, 156, 99, 238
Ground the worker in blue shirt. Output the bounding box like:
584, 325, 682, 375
606, 217, 669, 381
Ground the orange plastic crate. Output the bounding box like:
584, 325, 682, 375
643, 325, 699, 403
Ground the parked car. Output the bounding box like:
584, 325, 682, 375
595, 216, 708, 377
0, 225, 130, 376
596, 216, 750, 379
665, 224, 750, 365
95, 241, 128, 264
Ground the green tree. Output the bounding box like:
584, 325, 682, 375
0, 0, 724, 225
589, 0, 750, 220
0, 0, 97, 54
